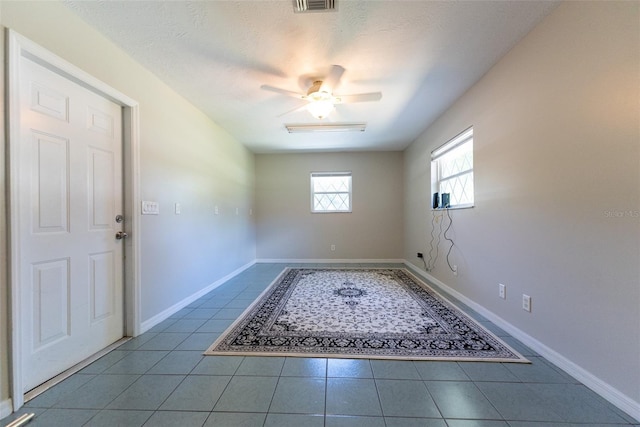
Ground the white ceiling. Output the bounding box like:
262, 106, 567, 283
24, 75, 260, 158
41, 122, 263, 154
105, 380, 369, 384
65, 1, 559, 153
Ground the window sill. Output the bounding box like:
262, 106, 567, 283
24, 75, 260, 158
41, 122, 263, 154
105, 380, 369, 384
431, 205, 474, 212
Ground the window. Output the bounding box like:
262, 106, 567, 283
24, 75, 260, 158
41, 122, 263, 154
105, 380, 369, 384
311, 172, 352, 213
431, 127, 474, 209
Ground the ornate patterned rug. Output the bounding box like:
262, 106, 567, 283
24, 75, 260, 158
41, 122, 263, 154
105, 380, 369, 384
205, 268, 528, 362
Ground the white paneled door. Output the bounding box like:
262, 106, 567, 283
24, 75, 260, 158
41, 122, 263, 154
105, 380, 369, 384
18, 55, 124, 391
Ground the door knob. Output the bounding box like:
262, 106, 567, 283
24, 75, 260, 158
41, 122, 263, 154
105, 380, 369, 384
115, 231, 128, 240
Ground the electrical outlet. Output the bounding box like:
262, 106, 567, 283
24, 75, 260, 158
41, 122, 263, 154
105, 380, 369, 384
235, 207, 239, 216
331, 244, 336, 251
417, 252, 424, 258
522, 294, 531, 312
499, 283, 506, 299
214, 206, 219, 215
453, 265, 458, 276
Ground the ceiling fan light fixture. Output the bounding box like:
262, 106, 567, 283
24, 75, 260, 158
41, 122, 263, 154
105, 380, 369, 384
307, 99, 334, 119
305, 87, 335, 119
260, 65, 382, 119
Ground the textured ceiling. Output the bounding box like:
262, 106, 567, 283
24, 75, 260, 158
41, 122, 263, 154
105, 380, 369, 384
65, 1, 559, 153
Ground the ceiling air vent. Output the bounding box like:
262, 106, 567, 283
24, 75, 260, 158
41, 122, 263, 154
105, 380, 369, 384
294, 0, 336, 13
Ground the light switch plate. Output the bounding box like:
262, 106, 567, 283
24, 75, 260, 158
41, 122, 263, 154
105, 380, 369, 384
141, 201, 159, 215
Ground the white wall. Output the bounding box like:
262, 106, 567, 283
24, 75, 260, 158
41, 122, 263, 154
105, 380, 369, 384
256, 152, 403, 260
404, 0, 639, 414
0, 1, 255, 408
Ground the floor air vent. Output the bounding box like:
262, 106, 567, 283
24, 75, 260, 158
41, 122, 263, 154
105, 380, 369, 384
294, 0, 336, 13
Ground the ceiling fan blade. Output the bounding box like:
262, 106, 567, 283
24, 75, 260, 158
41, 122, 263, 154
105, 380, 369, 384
260, 84, 305, 99
277, 102, 309, 118
335, 92, 383, 104
320, 65, 345, 93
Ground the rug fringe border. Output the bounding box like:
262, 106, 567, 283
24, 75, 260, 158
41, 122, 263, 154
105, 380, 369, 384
204, 350, 529, 364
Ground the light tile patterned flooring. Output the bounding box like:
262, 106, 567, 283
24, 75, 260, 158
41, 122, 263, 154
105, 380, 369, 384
2, 263, 639, 427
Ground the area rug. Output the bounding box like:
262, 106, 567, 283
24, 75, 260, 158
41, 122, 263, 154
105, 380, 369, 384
205, 268, 528, 362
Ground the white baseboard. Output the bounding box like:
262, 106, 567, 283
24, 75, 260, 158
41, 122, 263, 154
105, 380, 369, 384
140, 260, 256, 333
255, 258, 405, 264
404, 261, 640, 423
0, 398, 12, 419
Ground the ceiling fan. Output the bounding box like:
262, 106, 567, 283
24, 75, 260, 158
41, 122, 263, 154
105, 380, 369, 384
260, 65, 382, 119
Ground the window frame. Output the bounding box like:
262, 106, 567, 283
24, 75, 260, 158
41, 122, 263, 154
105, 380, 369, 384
431, 127, 474, 210
310, 171, 353, 213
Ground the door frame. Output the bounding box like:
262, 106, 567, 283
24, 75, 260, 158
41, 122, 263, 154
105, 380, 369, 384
6, 29, 141, 410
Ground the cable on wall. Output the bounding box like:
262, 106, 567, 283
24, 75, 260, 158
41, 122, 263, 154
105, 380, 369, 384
420, 253, 428, 271
444, 208, 456, 272
426, 211, 443, 271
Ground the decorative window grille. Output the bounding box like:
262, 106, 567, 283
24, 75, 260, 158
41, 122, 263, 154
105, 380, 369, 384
310, 172, 352, 213
431, 127, 474, 209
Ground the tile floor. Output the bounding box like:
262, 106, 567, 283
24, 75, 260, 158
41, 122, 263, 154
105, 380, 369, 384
2, 263, 638, 427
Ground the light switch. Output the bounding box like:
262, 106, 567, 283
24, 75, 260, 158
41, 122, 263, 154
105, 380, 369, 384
175, 203, 181, 215
141, 201, 159, 215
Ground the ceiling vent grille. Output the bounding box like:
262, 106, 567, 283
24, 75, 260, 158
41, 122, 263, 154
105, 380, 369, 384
294, 0, 336, 13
